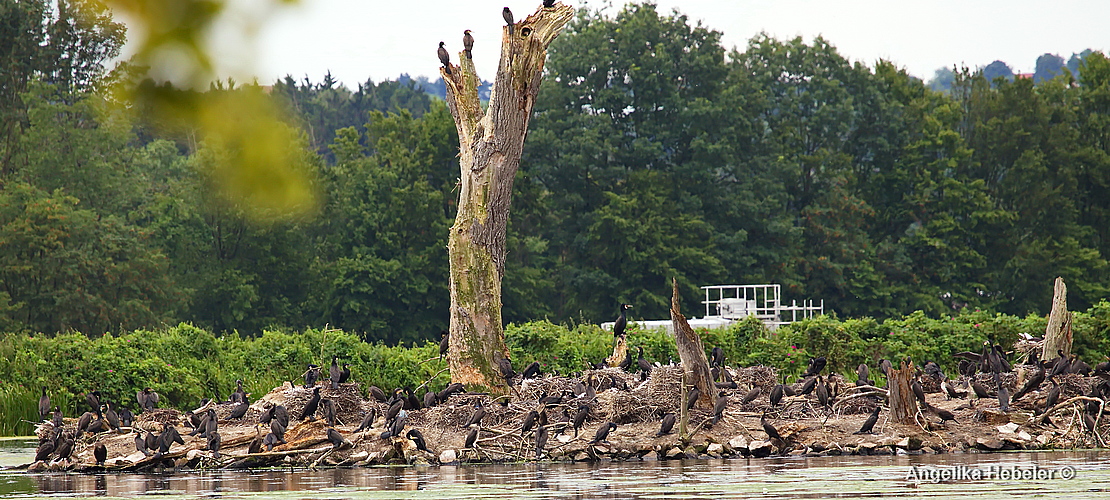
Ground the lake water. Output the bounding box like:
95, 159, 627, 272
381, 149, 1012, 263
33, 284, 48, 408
2, 438, 1109, 499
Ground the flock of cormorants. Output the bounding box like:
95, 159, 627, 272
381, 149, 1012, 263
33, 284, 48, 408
28, 302, 1110, 468
436, 1, 558, 76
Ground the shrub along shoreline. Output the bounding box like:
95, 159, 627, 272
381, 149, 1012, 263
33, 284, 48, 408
3, 303, 1108, 436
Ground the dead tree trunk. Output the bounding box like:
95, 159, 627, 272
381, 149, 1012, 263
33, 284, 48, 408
1043, 277, 1073, 357
888, 360, 918, 424
441, 4, 574, 391
669, 278, 717, 410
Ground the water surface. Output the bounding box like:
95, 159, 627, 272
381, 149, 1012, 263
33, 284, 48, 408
3, 438, 1108, 499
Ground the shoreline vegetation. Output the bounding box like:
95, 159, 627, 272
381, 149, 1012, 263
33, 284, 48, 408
4, 306, 1109, 435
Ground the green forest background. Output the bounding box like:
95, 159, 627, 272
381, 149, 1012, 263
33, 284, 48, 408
2, 0, 1110, 435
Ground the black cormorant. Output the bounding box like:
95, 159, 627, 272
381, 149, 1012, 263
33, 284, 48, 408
93, 442, 107, 466
815, 378, 830, 408
137, 388, 158, 412
39, 388, 49, 419
613, 304, 631, 337
997, 384, 1010, 413
588, 422, 616, 444
760, 415, 781, 441
970, 379, 990, 400
857, 363, 870, 384
463, 30, 474, 59
407, 429, 428, 451
423, 391, 438, 409
208, 431, 221, 458
270, 418, 286, 442
685, 385, 700, 411
543, 0, 555, 7
437, 42, 452, 75
144, 431, 157, 452
258, 405, 275, 424
305, 364, 320, 388
86, 391, 102, 417
273, 405, 289, 428
741, 385, 760, 404
52, 406, 63, 428
75, 412, 93, 437
637, 346, 653, 377
103, 403, 120, 432
231, 379, 246, 403
229, 400, 249, 420
499, 358, 516, 383
1068, 354, 1091, 375
386, 398, 404, 423
330, 356, 342, 390
464, 427, 479, 448
522, 410, 539, 433
656, 413, 676, 436
572, 403, 590, 436
263, 432, 281, 451
439, 330, 449, 361
803, 357, 826, 377
34, 439, 54, 462
369, 386, 388, 403
769, 384, 784, 407
799, 376, 817, 396
854, 406, 880, 434
522, 361, 542, 379
911, 379, 925, 403
55, 435, 73, 461
300, 387, 321, 421
356, 409, 378, 432
326, 427, 346, 449
465, 400, 486, 428
1042, 378, 1061, 413
135, 432, 150, 456
118, 406, 134, 427
710, 347, 724, 368
712, 392, 728, 424
248, 428, 263, 454
339, 363, 351, 383
618, 350, 633, 372
535, 425, 548, 459
321, 398, 337, 426
932, 404, 958, 423
1012, 363, 1045, 401
503, 7, 514, 35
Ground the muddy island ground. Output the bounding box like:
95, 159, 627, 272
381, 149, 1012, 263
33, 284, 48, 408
16, 363, 1107, 472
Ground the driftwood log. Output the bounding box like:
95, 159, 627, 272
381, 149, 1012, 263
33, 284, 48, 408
887, 360, 918, 424
441, 3, 574, 391
669, 278, 717, 412
1043, 277, 1073, 357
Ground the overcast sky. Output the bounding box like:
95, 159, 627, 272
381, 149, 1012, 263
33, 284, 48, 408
160, 0, 1110, 88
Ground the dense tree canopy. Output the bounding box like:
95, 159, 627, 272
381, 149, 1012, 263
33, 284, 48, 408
2, 2, 1109, 343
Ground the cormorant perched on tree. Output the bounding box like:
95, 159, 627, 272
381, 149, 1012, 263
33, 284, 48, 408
503, 7, 514, 35
543, 0, 555, 7
304, 364, 320, 388
463, 30, 474, 59
439, 330, 449, 361
330, 356, 342, 390
407, 429, 428, 451
854, 406, 880, 434
93, 442, 107, 466
437, 42, 452, 75
300, 387, 321, 421
613, 304, 632, 337
39, 388, 49, 419
588, 422, 616, 444
656, 413, 676, 436
534, 425, 548, 459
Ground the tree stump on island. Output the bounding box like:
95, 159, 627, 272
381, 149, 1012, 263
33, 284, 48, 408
888, 360, 918, 424
440, 4, 574, 391
1043, 277, 1073, 358
669, 278, 716, 411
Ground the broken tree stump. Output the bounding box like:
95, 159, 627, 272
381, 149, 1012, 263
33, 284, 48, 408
1043, 277, 1073, 358
669, 278, 716, 411
888, 360, 918, 424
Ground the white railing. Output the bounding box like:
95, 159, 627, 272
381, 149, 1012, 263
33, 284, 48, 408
701, 284, 823, 328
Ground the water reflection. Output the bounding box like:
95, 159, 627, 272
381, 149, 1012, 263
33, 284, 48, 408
2, 451, 1109, 499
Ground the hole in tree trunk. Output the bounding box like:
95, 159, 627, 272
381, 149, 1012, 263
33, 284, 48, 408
521, 27, 532, 37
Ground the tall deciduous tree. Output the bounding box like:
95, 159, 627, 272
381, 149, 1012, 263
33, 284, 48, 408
440, 4, 574, 389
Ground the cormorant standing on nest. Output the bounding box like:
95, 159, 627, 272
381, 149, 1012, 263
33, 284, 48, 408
637, 346, 653, 379
911, 379, 925, 404
270, 418, 286, 443
803, 357, 826, 377
137, 388, 159, 412
300, 387, 321, 421
369, 385, 388, 403
613, 304, 632, 337
710, 347, 724, 368
856, 363, 870, 386
304, 364, 320, 388
522, 361, 542, 379
1041, 378, 1061, 414
75, 411, 93, 437
423, 391, 438, 409
588, 422, 616, 445
326, 427, 346, 450
386, 397, 404, 424
321, 398, 337, 426
229, 400, 249, 420
330, 356, 342, 390
465, 400, 485, 428
799, 376, 817, 396
52, 406, 63, 428
572, 403, 590, 436
463, 30, 474, 59
438, 42, 452, 75
55, 435, 73, 462
86, 391, 102, 417
656, 413, 676, 436
996, 377, 1010, 413
1069, 354, 1091, 375
521, 410, 539, 433
407, 429, 428, 452
503, 7, 514, 35
356, 409, 377, 432
103, 403, 120, 432
769, 384, 784, 406
34, 439, 54, 462
39, 388, 49, 419
854, 406, 880, 434
815, 377, 830, 408
439, 330, 449, 361
93, 442, 107, 466
231, 379, 247, 404
741, 385, 760, 404
135, 432, 150, 456
1012, 363, 1045, 401
499, 358, 516, 385
339, 363, 351, 383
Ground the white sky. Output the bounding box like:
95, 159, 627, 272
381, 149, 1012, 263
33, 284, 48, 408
135, 0, 1110, 88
